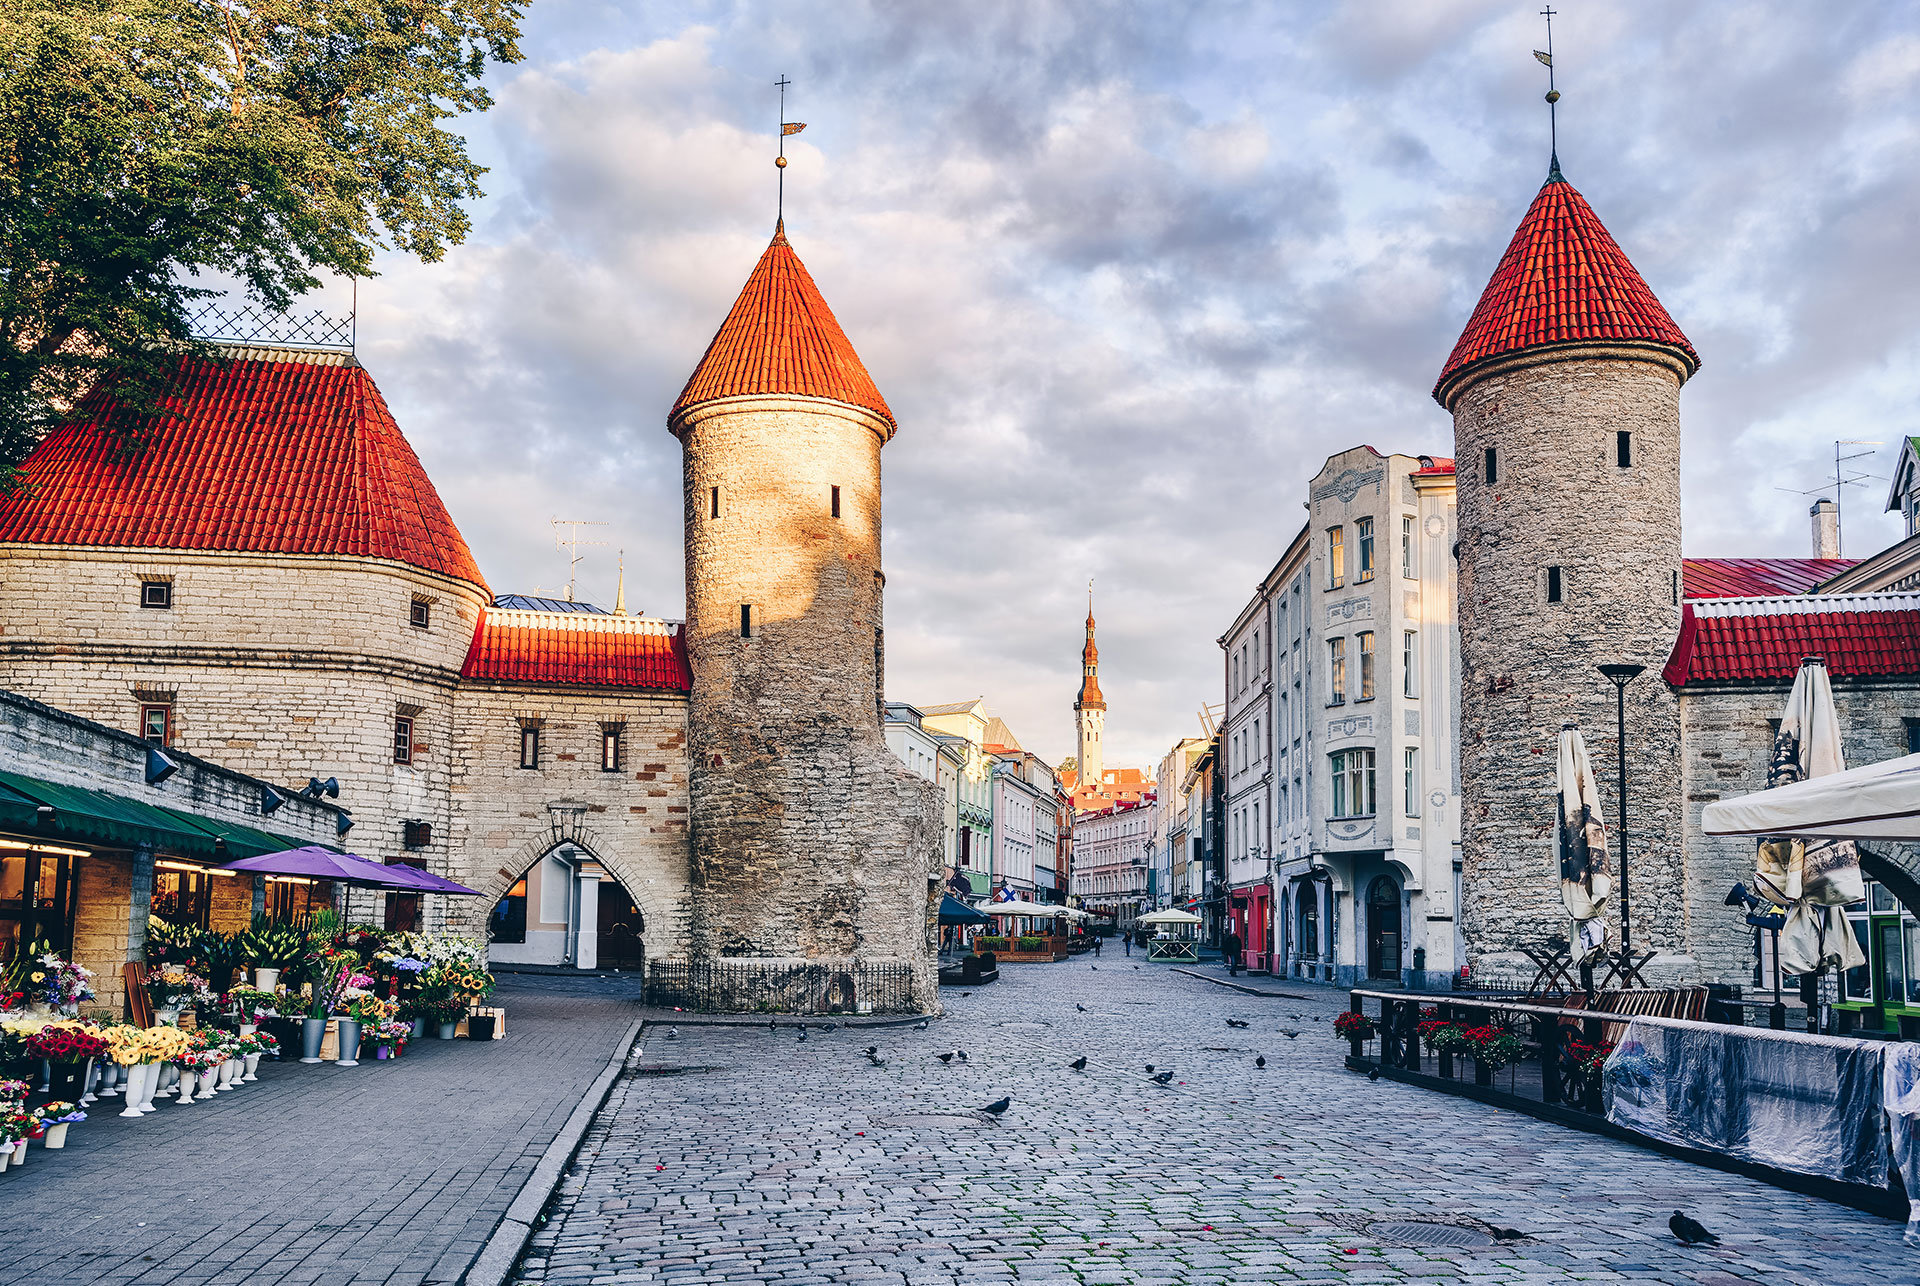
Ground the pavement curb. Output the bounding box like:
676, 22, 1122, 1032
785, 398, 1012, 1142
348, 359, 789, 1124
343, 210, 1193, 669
1171, 968, 1310, 999
458, 1015, 645, 1286
639, 1012, 938, 1031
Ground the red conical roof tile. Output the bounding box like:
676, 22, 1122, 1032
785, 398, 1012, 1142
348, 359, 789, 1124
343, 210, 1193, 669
0, 347, 487, 591
1434, 171, 1698, 407
671, 223, 894, 433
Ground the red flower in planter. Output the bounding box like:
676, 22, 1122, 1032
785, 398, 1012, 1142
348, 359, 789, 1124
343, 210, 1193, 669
24, 1028, 109, 1061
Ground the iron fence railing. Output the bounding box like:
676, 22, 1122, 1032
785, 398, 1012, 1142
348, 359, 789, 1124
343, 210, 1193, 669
644, 958, 923, 1016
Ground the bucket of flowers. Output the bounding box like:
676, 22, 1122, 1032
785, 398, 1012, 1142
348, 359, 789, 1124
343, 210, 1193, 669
1459, 1023, 1525, 1085
1332, 1009, 1376, 1045
24, 1023, 110, 1100
225, 986, 280, 1032
143, 918, 203, 972
248, 1028, 278, 1076
0, 1105, 40, 1171
5, 939, 96, 1016
370, 1018, 412, 1060
334, 974, 391, 1067
147, 967, 215, 1025
240, 915, 305, 990
33, 1101, 84, 1149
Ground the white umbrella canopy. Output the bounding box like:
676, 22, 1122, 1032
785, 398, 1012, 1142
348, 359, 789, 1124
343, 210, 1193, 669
982, 903, 1078, 919
1556, 723, 1612, 961
1137, 908, 1202, 925
1703, 752, 1920, 841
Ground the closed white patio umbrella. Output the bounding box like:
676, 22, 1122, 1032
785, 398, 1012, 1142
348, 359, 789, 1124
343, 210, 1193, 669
1556, 722, 1612, 962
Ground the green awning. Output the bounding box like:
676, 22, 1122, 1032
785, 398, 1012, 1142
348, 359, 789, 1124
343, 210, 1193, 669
0, 779, 43, 834
154, 807, 326, 860
0, 769, 221, 859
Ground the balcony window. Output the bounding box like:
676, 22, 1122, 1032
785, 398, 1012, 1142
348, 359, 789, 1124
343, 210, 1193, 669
1329, 748, 1376, 819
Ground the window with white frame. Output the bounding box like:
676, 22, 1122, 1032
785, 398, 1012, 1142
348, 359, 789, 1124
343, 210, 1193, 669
1328, 638, 1346, 706
1404, 748, 1419, 817
1402, 514, 1415, 578
1403, 630, 1418, 698
1357, 517, 1375, 583
1357, 631, 1375, 700
1330, 748, 1376, 818
1328, 527, 1345, 589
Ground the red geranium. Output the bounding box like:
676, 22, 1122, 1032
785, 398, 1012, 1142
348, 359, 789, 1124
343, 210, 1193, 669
24, 1027, 110, 1061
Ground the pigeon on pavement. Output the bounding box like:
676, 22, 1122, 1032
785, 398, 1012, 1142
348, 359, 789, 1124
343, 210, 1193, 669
915, 1019, 929, 1031
1669, 1212, 1718, 1245
1367, 1068, 1380, 1082
863, 1046, 878, 1056
956, 1050, 969, 1063
1076, 1004, 1088, 1012
1069, 1056, 1088, 1071
1279, 1029, 1301, 1039
798, 1028, 807, 1042
1144, 1064, 1155, 1073
1255, 1055, 1266, 1068
981, 1096, 1011, 1117
1226, 1018, 1249, 1028
821, 1023, 837, 1032
1151, 1071, 1175, 1085
1492, 1228, 1525, 1241
936, 1051, 956, 1064
666, 1027, 679, 1039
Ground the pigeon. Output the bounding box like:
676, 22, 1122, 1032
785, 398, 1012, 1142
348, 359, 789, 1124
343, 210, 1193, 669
1133, 965, 1140, 970
797, 1028, 808, 1042
915, 1019, 929, 1031
1151, 1071, 1175, 1085
821, 1023, 837, 1032
1669, 1212, 1718, 1246
1312, 1016, 1321, 1022
666, 1027, 679, 1040
1144, 1064, 1155, 1073
1255, 1055, 1266, 1069
936, 1051, 956, 1064
956, 1050, 969, 1063
1226, 1018, 1249, 1028
768, 1018, 778, 1032
1076, 1004, 1089, 1013
863, 1046, 878, 1057
865, 1050, 887, 1068
1279, 1029, 1301, 1039
1491, 1228, 1525, 1242
1090, 965, 1098, 970
1069, 1056, 1088, 1071
981, 1096, 1011, 1117
1367, 1068, 1380, 1082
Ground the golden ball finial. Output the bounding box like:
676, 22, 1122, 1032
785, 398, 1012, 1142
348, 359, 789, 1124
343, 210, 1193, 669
775, 155, 788, 169
1545, 90, 1561, 104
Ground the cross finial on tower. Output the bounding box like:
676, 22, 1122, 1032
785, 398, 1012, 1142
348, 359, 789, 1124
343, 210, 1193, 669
774, 74, 807, 230
1534, 7, 1563, 182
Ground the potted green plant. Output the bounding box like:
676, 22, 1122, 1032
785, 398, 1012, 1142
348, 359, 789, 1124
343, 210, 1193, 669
241, 915, 304, 989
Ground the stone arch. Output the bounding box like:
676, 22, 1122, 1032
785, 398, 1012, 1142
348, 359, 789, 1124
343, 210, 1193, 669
473, 811, 673, 960
1860, 844, 1920, 922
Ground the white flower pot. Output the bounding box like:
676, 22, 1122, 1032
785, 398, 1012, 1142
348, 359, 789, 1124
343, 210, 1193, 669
0, 1146, 10, 1171
176, 1069, 198, 1104
119, 1064, 148, 1118
97, 1062, 121, 1098
198, 1068, 218, 1097
254, 968, 280, 990
140, 1061, 163, 1113
9, 1140, 25, 1166
42, 1122, 70, 1149
243, 1053, 260, 1082
238, 1022, 257, 1036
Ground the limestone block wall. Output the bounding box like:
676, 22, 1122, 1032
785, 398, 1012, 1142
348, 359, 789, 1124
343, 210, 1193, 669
0, 547, 485, 927
1680, 681, 1920, 982
1450, 356, 1689, 980
676, 396, 943, 1008
446, 682, 692, 955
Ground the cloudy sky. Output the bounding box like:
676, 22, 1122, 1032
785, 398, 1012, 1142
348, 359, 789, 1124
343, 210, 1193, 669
334, 0, 1920, 773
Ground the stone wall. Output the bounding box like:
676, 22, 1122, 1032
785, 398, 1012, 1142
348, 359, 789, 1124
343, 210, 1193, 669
676, 395, 944, 1012
0, 546, 488, 931
1680, 679, 1920, 982
446, 681, 692, 955
1450, 355, 1691, 981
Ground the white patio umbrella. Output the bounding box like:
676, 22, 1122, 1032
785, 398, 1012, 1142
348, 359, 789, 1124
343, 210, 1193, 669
1703, 752, 1920, 840
1556, 723, 1612, 962
1137, 908, 1202, 926
1717, 658, 1867, 974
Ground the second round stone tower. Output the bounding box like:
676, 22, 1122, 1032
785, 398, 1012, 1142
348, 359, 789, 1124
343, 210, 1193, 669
1434, 160, 1700, 983
669, 220, 943, 1012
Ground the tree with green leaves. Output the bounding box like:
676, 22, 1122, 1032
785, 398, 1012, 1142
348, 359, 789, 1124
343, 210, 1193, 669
0, 0, 525, 484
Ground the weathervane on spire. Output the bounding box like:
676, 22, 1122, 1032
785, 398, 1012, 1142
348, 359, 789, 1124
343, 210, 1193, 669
775, 75, 807, 226
1534, 7, 1562, 181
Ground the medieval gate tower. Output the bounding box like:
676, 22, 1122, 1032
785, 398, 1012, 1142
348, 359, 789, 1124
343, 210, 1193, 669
1434, 160, 1700, 981
670, 220, 943, 1010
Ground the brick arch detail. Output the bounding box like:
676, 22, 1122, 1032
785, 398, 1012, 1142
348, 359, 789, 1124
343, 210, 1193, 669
474, 813, 670, 955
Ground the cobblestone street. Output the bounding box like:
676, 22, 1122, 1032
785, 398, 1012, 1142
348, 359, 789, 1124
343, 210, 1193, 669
0, 975, 641, 1286
518, 965, 1911, 1286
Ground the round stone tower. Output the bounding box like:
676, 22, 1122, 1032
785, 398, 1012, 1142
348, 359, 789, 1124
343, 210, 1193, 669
669, 220, 942, 1012
1433, 160, 1700, 983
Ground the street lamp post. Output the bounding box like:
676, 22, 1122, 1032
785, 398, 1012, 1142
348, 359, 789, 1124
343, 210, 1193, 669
1597, 663, 1646, 981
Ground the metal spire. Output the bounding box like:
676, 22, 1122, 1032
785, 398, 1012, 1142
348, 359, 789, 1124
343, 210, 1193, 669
774, 75, 807, 232
1535, 7, 1563, 182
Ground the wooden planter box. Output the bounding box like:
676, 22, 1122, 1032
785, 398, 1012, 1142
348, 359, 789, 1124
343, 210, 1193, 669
995, 949, 1068, 963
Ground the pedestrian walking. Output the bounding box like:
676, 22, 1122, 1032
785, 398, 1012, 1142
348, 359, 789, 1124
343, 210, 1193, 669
1092, 933, 1103, 957
1223, 929, 1243, 977
1123, 931, 1132, 957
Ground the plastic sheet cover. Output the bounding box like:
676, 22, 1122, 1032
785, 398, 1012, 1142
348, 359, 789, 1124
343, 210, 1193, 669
1603, 1017, 1888, 1187
1886, 1043, 1920, 1242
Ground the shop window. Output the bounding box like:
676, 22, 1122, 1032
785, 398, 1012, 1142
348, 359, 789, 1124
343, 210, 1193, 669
490, 878, 528, 944
384, 858, 426, 932
393, 716, 414, 764
140, 703, 172, 746
520, 725, 541, 769
0, 846, 78, 959
151, 865, 212, 930
141, 580, 172, 609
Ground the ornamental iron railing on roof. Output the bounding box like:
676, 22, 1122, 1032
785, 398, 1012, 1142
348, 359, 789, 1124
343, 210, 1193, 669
188, 300, 353, 351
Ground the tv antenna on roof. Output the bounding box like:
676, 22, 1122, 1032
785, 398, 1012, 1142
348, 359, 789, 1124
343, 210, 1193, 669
1771, 440, 1884, 557
551, 518, 608, 602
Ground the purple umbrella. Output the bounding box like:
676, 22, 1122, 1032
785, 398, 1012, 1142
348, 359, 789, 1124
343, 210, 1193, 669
220, 846, 420, 889
374, 863, 483, 896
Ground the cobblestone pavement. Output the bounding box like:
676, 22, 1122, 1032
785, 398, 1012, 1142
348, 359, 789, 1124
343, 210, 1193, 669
0, 974, 642, 1286
516, 964, 1912, 1286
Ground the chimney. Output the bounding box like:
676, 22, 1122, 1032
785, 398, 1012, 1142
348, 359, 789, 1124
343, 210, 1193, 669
1810, 498, 1840, 559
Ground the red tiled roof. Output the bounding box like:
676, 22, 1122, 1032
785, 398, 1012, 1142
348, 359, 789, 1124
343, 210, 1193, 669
1434, 172, 1699, 405
670, 223, 894, 431
1411, 455, 1456, 477
1663, 595, 1920, 686
0, 347, 486, 590
460, 608, 691, 691
1683, 557, 1859, 600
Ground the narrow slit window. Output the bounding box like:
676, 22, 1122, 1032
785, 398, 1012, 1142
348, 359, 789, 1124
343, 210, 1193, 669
1616, 431, 1633, 467
1546, 565, 1563, 603
1484, 447, 1499, 486
740, 604, 753, 638
519, 726, 540, 770
1672, 568, 1681, 605
710, 486, 720, 519
601, 727, 623, 773
393, 716, 414, 765
831, 485, 841, 518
